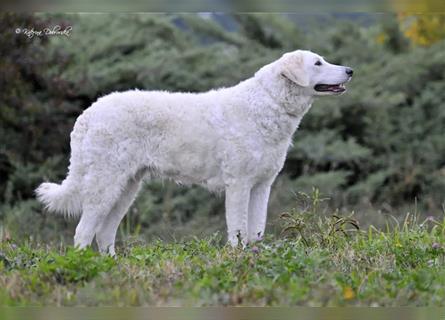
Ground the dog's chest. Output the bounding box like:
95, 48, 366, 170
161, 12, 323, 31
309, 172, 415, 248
219, 132, 290, 183
251, 139, 289, 177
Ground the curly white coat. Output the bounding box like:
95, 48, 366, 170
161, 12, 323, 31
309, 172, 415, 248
36, 50, 353, 254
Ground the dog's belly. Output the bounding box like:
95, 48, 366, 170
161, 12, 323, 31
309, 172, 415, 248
153, 134, 290, 189
164, 170, 225, 191
151, 139, 225, 190
159, 161, 225, 191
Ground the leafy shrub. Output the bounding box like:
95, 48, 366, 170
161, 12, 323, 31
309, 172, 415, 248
1, 13, 445, 242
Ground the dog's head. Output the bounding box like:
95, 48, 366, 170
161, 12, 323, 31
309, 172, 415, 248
257, 50, 353, 97
280, 50, 353, 95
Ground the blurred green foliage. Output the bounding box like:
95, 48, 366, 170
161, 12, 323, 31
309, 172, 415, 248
0, 13, 444, 242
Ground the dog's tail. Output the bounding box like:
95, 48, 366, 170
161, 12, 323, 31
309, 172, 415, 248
36, 110, 91, 218
35, 177, 82, 218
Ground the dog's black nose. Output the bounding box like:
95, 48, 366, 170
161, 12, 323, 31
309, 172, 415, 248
345, 67, 354, 76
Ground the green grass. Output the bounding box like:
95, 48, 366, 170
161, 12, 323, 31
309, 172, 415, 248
1, 189, 444, 306
1, 206, 445, 306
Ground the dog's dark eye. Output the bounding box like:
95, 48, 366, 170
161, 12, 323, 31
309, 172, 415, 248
315, 60, 322, 66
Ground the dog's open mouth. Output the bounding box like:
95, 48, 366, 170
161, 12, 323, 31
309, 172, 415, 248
314, 83, 346, 93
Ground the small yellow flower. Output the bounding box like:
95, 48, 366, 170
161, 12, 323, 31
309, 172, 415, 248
395, 242, 403, 248
375, 32, 387, 44
343, 286, 355, 300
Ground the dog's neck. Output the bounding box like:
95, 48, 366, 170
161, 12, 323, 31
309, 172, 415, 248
242, 74, 313, 144
261, 79, 313, 117
254, 66, 314, 115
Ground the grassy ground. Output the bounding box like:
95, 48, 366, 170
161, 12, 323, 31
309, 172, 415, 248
1, 199, 445, 306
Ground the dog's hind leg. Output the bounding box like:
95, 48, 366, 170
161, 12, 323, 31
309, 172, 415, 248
74, 203, 113, 251
73, 169, 131, 250
95, 172, 144, 256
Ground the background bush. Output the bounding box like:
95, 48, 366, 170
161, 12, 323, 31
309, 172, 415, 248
0, 13, 444, 243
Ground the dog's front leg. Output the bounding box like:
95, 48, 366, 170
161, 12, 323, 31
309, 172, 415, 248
247, 180, 273, 243
225, 183, 251, 247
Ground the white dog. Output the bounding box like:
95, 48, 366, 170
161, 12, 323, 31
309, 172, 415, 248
36, 50, 353, 255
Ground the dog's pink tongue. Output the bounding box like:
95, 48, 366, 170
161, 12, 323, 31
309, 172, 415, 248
329, 84, 345, 92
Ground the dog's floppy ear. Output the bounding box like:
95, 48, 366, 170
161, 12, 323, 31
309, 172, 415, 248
280, 51, 309, 87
